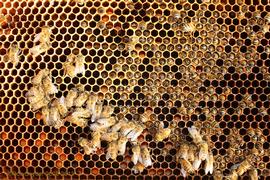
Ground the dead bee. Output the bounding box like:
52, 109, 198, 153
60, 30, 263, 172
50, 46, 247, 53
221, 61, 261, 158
78, 137, 94, 155
51, 97, 68, 117
91, 100, 104, 122
34, 26, 52, 44
140, 146, 152, 167
180, 158, 195, 177
106, 141, 118, 160
117, 136, 128, 155
64, 88, 78, 109
204, 152, 214, 175
101, 132, 119, 142
132, 144, 141, 165
4, 44, 21, 66
30, 41, 51, 57
73, 91, 89, 107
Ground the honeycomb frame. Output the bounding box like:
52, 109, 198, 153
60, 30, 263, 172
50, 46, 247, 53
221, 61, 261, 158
1, 0, 270, 179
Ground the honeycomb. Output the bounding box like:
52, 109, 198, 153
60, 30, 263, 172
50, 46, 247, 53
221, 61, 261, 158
1, 0, 270, 179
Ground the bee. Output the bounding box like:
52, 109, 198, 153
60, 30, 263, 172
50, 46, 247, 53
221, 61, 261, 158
63, 61, 77, 77
183, 22, 196, 33
132, 162, 145, 174
198, 141, 209, 161
187, 144, 197, 163
75, 0, 86, 5
188, 126, 203, 144
91, 131, 101, 150
65, 88, 78, 109
4, 44, 21, 66
140, 113, 152, 123
117, 136, 128, 155
249, 168, 258, 180
91, 100, 104, 122
101, 132, 119, 142
51, 97, 68, 117
78, 138, 94, 155
180, 158, 195, 177
73, 91, 89, 107
120, 121, 136, 136
31, 69, 49, 85
176, 143, 189, 161
30, 41, 51, 57
132, 144, 141, 165
100, 105, 114, 118
86, 93, 98, 113
109, 120, 126, 132
193, 156, 202, 171
42, 76, 58, 96
34, 26, 52, 44
213, 170, 223, 180
235, 159, 252, 176
49, 106, 63, 129
227, 170, 238, 180
140, 146, 152, 167
66, 108, 91, 127
26, 86, 48, 111
90, 117, 116, 131
265, 13, 270, 23
262, 24, 269, 34
127, 125, 145, 142
155, 122, 171, 142
106, 141, 118, 160
204, 152, 214, 175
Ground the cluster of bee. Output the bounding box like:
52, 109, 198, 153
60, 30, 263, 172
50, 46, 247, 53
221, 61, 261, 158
176, 126, 213, 177
30, 26, 51, 57
214, 154, 258, 180
4, 44, 21, 67
79, 115, 149, 165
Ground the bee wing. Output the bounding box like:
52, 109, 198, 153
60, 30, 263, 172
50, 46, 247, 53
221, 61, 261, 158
180, 168, 187, 178
129, 127, 144, 141
193, 158, 202, 171
30, 45, 42, 57
34, 33, 41, 43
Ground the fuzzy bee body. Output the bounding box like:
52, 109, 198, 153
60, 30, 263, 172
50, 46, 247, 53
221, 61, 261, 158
86, 93, 98, 113
78, 138, 94, 155
140, 147, 152, 167
117, 136, 128, 155
106, 141, 118, 160
155, 127, 171, 142
132, 144, 141, 165
249, 168, 258, 180
91, 100, 104, 122
204, 152, 214, 174
188, 126, 203, 144
198, 141, 209, 161
180, 158, 195, 177
235, 159, 252, 176
127, 125, 144, 141
109, 120, 126, 132
30, 42, 50, 57
65, 88, 78, 109
74, 91, 89, 107
52, 97, 68, 117
4, 44, 21, 66
132, 162, 145, 174
42, 76, 58, 95
31, 69, 49, 85
101, 132, 119, 142
120, 121, 136, 136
